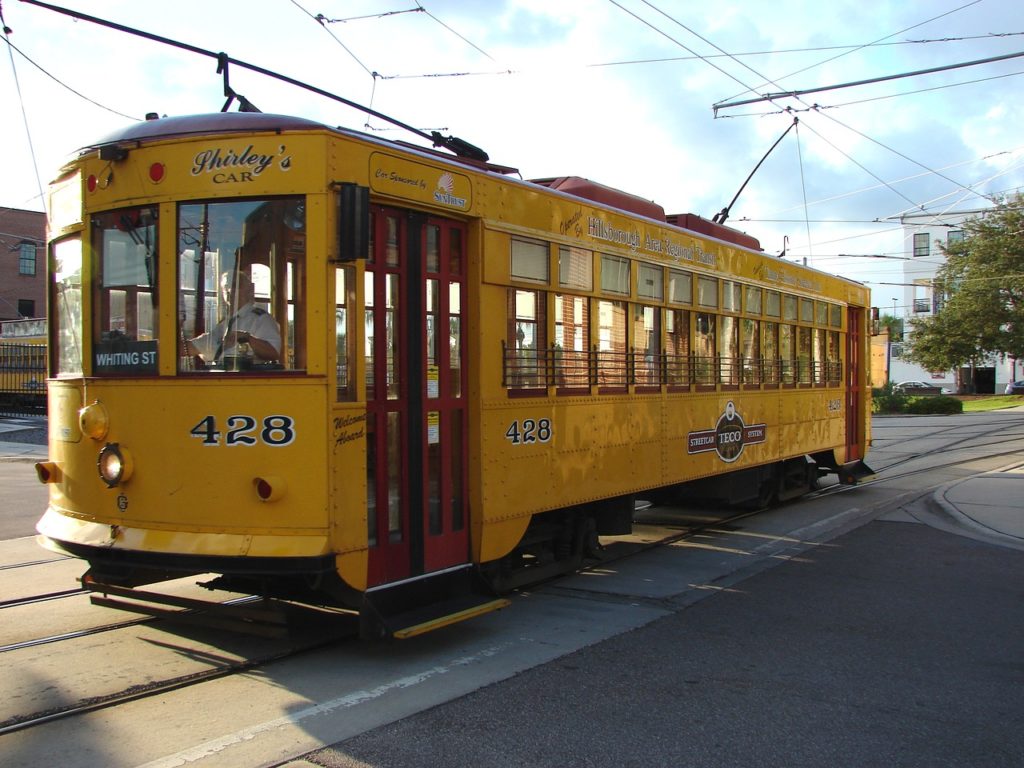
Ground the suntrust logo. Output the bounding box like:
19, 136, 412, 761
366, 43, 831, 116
687, 401, 766, 463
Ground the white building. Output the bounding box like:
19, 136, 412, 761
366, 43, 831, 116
888, 208, 1017, 394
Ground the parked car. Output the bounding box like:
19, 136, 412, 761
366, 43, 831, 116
1005, 381, 1024, 395
893, 380, 945, 395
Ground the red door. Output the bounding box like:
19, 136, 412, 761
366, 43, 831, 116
366, 207, 469, 586
845, 307, 864, 461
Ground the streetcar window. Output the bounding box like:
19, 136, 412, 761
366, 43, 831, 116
697, 276, 718, 309
177, 198, 305, 374
763, 321, 779, 383
600, 255, 629, 295
798, 326, 813, 384
829, 303, 842, 328
742, 318, 760, 384
783, 294, 798, 321
511, 238, 549, 283
800, 298, 815, 324
668, 269, 692, 305
695, 312, 716, 386
665, 308, 690, 386
765, 290, 781, 318
335, 266, 354, 401
506, 288, 546, 389
91, 207, 158, 376
745, 286, 762, 315
554, 294, 590, 390
779, 324, 795, 384
720, 315, 740, 386
815, 301, 828, 326
52, 236, 83, 377
827, 331, 842, 382
637, 264, 663, 301
558, 246, 592, 291
813, 328, 827, 383
597, 300, 627, 388
633, 304, 661, 388
722, 280, 741, 312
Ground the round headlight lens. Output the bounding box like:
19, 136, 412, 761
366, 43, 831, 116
97, 443, 133, 487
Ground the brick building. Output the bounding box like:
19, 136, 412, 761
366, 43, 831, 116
0, 207, 46, 321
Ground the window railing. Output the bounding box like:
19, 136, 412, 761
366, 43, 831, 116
502, 343, 844, 391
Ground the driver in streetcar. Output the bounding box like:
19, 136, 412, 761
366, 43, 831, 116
185, 270, 282, 365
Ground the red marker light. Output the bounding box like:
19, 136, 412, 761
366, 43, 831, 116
87, 175, 98, 193
149, 163, 165, 183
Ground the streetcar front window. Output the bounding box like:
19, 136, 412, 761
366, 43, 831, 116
177, 198, 305, 373
91, 207, 159, 376
52, 237, 83, 376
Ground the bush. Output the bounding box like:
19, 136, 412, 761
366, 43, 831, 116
905, 394, 963, 415
872, 384, 909, 414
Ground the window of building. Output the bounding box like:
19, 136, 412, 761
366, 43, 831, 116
17, 299, 34, 318
947, 230, 964, 247
18, 242, 37, 276
913, 232, 930, 257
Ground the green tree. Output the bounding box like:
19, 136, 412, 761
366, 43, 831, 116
906, 193, 1024, 384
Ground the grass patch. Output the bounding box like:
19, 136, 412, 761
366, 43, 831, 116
958, 395, 1024, 413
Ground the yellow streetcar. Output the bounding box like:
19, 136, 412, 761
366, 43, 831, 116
35, 111, 871, 638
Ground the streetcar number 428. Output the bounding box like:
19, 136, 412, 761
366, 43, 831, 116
504, 418, 552, 445
190, 415, 296, 446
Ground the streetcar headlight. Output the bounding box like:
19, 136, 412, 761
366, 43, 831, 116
79, 401, 110, 441
253, 475, 287, 503
97, 443, 134, 488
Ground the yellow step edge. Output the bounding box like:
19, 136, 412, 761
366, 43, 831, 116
393, 598, 512, 639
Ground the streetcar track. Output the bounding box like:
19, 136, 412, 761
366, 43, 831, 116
0, 615, 152, 654
0, 587, 87, 609
0, 556, 70, 571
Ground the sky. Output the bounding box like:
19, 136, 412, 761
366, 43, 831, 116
2, 0, 1022, 304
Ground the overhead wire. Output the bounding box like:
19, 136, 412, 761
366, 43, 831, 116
714, 0, 985, 108
1, 7, 46, 212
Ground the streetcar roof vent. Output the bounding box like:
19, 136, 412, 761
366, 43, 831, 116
530, 176, 666, 221
666, 212, 762, 251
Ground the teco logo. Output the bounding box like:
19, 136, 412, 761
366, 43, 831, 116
687, 401, 767, 463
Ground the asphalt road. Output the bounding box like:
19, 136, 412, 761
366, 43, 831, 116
303, 518, 1024, 768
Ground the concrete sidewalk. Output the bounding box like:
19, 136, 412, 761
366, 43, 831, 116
932, 463, 1024, 545
0, 417, 47, 462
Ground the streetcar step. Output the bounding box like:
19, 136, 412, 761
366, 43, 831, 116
361, 565, 510, 640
